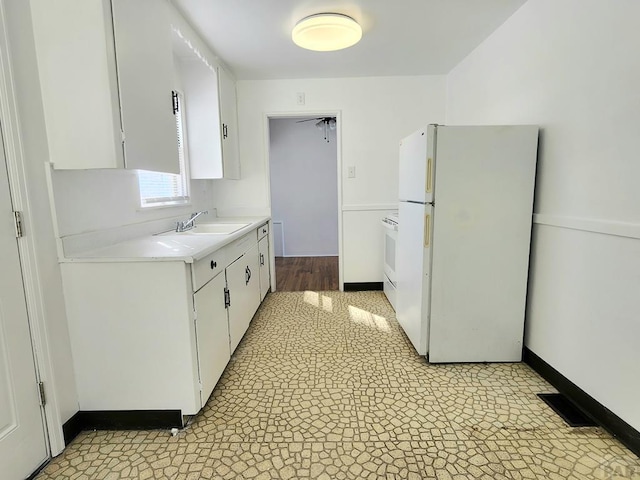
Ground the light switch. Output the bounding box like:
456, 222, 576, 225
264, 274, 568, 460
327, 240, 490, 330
348, 166, 356, 178
296, 92, 305, 105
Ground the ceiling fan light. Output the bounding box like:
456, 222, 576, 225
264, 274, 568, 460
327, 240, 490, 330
292, 14, 362, 52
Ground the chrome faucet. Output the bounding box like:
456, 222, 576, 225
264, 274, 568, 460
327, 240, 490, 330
176, 210, 208, 232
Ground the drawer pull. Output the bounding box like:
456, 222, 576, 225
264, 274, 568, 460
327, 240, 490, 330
262, 228, 267, 234
210, 260, 217, 269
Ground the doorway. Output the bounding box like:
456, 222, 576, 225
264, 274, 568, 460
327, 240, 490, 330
268, 115, 340, 291
0, 130, 49, 478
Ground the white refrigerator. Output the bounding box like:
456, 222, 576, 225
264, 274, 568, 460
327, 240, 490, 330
396, 124, 538, 362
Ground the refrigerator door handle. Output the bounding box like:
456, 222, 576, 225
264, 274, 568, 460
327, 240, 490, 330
426, 157, 433, 193
424, 213, 431, 247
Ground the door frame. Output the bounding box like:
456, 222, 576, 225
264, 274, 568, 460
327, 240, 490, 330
263, 111, 344, 291
0, 1, 64, 456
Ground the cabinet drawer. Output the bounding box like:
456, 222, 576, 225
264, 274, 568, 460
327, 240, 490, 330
257, 222, 269, 240
193, 248, 226, 292
226, 230, 258, 263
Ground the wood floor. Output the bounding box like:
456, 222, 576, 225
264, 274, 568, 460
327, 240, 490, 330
275, 256, 339, 291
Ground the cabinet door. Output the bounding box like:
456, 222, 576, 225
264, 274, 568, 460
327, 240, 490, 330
226, 244, 261, 352
179, 58, 224, 179
193, 272, 230, 406
111, 0, 180, 174
30, 0, 124, 169
258, 236, 270, 301
218, 67, 241, 179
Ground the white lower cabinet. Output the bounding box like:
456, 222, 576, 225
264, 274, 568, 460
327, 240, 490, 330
61, 261, 204, 417
258, 236, 271, 301
60, 225, 271, 422
193, 271, 230, 405
226, 243, 261, 352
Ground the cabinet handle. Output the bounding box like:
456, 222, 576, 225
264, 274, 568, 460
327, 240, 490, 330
424, 214, 431, 248
172, 90, 179, 115
245, 266, 251, 285
426, 157, 433, 193
223, 124, 228, 139
260, 253, 264, 266
262, 228, 267, 234
210, 260, 217, 269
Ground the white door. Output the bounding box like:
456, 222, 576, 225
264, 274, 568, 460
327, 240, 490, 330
398, 124, 436, 203
193, 272, 231, 406
226, 244, 261, 352
0, 133, 48, 479
111, 0, 179, 174
218, 67, 240, 179
395, 201, 433, 356
258, 236, 270, 301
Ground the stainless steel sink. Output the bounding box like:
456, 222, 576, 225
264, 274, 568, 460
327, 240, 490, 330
178, 223, 249, 235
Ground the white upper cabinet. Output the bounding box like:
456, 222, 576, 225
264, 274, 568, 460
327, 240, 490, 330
172, 35, 223, 179
30, 0, 179, 174
111, 0, 179, 174
218, 67, 241, 179
31, 0, 124, 169
171, 34, 241, 180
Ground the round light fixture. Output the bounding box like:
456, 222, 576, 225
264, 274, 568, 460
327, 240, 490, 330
292, 13, 362, 52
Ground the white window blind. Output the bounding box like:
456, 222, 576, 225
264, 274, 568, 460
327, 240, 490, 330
138, 91, 189, 207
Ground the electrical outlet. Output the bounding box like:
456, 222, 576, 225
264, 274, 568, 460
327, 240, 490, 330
348, 166, 356, 178
296, 92, 305, 105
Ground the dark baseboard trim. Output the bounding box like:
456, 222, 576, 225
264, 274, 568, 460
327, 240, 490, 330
344, 282, 383, 291
81, 410, 182, 430
26, 460, 50, 480
524, 347, 640, 457
62, 410, 182, 445
62, 411, 84, 445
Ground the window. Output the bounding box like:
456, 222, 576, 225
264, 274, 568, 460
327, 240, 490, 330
138, 90, 189, 207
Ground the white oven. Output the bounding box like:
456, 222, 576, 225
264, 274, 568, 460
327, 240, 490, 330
382, 213, 398, 310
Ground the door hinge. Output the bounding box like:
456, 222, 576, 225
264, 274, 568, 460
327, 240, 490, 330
38, 381, 46, 407
120, 129, 126, 144
224, 287, 231, 308
13, 211, 24, 238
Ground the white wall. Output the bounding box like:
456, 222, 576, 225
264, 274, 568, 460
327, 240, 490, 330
2, 0, 78, 446
446, 0, 640, 431
269, 118, 338, 257
50, 169, 214, 237
214, 76, 447, 282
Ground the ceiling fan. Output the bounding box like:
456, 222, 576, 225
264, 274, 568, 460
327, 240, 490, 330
296, 116, 336, 142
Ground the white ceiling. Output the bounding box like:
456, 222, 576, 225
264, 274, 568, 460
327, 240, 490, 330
171, 0, 527, 80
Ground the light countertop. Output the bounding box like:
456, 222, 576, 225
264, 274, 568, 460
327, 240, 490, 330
60, 216, 270, 263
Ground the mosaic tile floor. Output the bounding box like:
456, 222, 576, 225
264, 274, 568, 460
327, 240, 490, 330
37, 291, 640, 479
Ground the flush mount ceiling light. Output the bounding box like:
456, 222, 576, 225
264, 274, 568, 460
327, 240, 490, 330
292, 13, 362, 52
